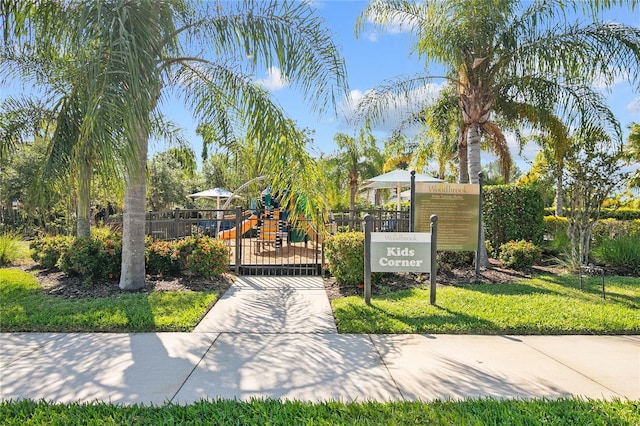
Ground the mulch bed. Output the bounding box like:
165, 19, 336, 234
10, 260, 234, 299
323, 259, 563, 303
10, 258, 560, 301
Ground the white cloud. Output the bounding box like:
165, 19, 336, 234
363, 7, 418, 42
255, 67, 289, 91
338, 83, 445, 132
626, 96, 640, 114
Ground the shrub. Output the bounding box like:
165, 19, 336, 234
438, 251, 474, 271
498, 240, 541, 269
325, 232, 365, 285
484, 185, 545, 250
173, 236, 230, 279
30, 235, 74, 269
146, 240, 181, 276
591, 234, 640, 275
0, 233, 21, 266
56, 231, 122, 280
592, 219, 640, 247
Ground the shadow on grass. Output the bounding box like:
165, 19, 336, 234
344, 301, 500, 334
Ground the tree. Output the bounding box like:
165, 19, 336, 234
564, 127, 623, 267
147, 147, 197, 211
3, 1, 347, 290
333, 122, 381, 212
354, 0, 640, 185
623, 122, 640, 190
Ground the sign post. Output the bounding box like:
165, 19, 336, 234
429, 214, 438, 305
364, 215, 373, 305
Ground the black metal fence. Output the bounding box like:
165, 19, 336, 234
106, 207, 409, 276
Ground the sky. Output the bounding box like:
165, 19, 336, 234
157, 0, 640, 176
1, 1, 638, 177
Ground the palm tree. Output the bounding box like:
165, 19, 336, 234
333, 122, 381, 213
354, 0, 640, 185
3, 0, 348, 289
623, 123, 640, 190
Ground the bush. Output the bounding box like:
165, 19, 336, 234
146, 240, 181, 276
438, 251, 474, 271
57, 232, 122, 280
30, 235, 74, 269
325, 232, 365, 285
592, 219, 640, 247
0, 233, 21, 266
498, 240, 541, 269
173, 236, 230, 279
484, 185, 545, 250
591, 234, 640, 275
543, 207, 640, 220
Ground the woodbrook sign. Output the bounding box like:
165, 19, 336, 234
370, 232, 431, 272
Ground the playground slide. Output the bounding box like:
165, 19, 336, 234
218, 214, 258, 240
297, 217, 324, 243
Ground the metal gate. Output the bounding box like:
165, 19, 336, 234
137, 207, 323, 276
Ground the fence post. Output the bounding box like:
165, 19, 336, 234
410, 171, 416, 232
148, 211, 153, 240
430, 214, 438, 305
364, 214, 373, 305
235, 206, 241, 274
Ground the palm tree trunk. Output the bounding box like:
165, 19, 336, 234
76, 159, 92, 238
119, 131, 148, 291
466, 123, 489, 267
458, 128, 469, 183
467, 124, 481, 184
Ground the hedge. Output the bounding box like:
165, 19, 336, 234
483, 185, 545, 250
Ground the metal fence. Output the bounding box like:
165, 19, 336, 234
106, 207, 409, 276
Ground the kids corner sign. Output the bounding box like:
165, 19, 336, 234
370, 232, 431, 273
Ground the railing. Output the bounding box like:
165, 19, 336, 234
330, 209, 410, 233
107, 207, 411, 240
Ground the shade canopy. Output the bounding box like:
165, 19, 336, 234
187, 188, 241, 209
361, 170, 443, 211
360, 169, 443, 189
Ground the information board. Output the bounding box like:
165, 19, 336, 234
415, 183, 479, 251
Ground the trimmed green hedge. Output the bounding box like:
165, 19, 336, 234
483, 185, 545, 250
544, 207, 640, 220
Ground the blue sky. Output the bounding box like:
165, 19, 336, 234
162, 0, 639, 175
1, 1, 638, 175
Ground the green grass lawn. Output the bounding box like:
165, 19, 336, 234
1, 398, 638, 425
0, 269, 219, 332
333, 274, 640, 334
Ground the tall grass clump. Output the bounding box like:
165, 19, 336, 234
0, 233, 23, 265
592, 234, 640, 275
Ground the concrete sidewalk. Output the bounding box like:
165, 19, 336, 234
1, 276, 639, 405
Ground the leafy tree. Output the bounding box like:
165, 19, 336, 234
3, 1, 347, 290
354, 0, 640, 185
564, 127, 623, 267
147, 147, 197, 211
623, 122, 640, 190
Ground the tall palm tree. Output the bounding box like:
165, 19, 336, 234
333, 122, 381, 212
3, 0, 348, 290
623, 123, 640, 190
354, 0, 640, 185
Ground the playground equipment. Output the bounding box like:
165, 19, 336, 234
217, 212, 259, 240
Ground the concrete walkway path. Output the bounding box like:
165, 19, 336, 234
1, 276, 638, 405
